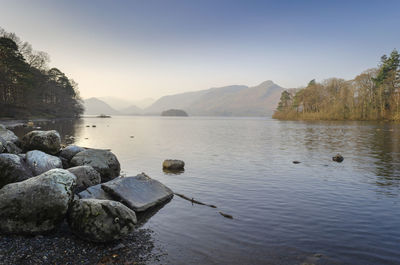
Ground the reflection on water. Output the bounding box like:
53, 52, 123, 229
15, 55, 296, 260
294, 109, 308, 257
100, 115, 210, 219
11, 118, 83, 145
10, 117, 400, 265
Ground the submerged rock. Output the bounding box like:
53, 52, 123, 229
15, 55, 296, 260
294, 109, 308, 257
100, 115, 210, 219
332, 154, 344, 163
162, 159, 185, 171
0, 153, 33, 188
101, 173, 173, 212
22, 130, 61, 155
67, 166, 101, 193
26, 150, 62, 176
67, 199, 137, 242
0, 169, 76, 234
59, 145, 85, 161
70, 149, 120, 182
77, 183, 113, 200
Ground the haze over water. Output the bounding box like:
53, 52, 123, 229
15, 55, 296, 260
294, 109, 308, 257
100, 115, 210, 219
13, 116, 400, 265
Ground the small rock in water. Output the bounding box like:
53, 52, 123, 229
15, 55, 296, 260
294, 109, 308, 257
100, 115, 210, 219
86, 125, 90, 127
162, 159, 185, 170
293, 161, 301, 164
92, 125, 96, 128
130, 136, 134, 138
332, 154, 344, 163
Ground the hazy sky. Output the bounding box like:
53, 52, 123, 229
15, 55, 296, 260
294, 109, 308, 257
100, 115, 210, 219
1, 0, 399, 101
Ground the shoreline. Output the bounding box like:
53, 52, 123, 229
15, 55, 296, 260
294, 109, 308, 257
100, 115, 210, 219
0, 118, 81, 129
0, 221, 162, 265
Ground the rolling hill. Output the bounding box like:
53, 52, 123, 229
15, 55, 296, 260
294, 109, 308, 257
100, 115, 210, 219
145, 80, 284, 116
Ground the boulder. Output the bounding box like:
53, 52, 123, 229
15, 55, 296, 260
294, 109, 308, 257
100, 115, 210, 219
67, 199, 137, 242
22, 130, 61, 155
162, 159, 185, 170
0, 154, 33, 188
59, 145, 85, 161
70, 149, 120, 182
78, 184, 113, 200
332, 154, 344, 163
67, 166, 101, 193
101, 173, 173, 212
0, 169, 76, 234
0, 137, 5, 153
0, 124, 19, 144
26, 150, 62, 176
4, 141, 22, 154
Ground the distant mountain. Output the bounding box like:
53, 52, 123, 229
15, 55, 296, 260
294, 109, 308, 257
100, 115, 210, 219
133, 98, 155, 109
98, 97, 155, 110
119, 105, 143, 115
98, 97, 133, 110
83, 98, 120, 115
145, 80, 284, 116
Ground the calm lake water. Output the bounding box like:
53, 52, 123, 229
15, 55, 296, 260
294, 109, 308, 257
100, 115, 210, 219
12, 116, 400, 265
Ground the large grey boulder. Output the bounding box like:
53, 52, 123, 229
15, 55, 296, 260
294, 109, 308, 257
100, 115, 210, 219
101, 173, 173, 212
70, 149, 120, 182
0, 169, 76, 234
0, 154, 33, 188
78, 184, 113, 200
162, 159, 185, 171
22, 130, 61, 155
59, 145, 85, 161
67, 199, 137, 242
0, 124, 19, 144
4, 141, 22, 154
0, 137, 5, 153
26, 150, 62, 176
0, 132, 21, 155
67, 166, 101, 193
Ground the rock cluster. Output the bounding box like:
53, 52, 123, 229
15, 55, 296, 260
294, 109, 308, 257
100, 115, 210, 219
0, 125, 173, 243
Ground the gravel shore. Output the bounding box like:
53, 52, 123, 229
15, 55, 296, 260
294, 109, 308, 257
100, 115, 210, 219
0, 222, 164, 265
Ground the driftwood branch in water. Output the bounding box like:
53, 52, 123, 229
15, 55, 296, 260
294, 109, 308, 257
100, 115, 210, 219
174, 193, 217, 208
219, 211, 233, 219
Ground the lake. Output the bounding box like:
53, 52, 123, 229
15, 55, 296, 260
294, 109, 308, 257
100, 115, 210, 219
12, 116, 400, 265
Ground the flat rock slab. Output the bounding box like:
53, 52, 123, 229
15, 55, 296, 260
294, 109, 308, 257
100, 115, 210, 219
101, 173, 173, 212
78, 184, 113, 200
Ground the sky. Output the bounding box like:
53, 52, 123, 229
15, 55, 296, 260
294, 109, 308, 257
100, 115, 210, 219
1, 0, 399, 101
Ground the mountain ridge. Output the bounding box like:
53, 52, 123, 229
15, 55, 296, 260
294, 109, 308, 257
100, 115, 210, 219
84, 80, 284, 117
144, 80, 284, 116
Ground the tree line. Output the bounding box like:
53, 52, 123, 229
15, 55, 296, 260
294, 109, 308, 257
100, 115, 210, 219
273, 49, 400, 120
0, 28, 84, 118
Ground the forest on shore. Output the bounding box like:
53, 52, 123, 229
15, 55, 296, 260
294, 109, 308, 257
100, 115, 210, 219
0, 28, 83, 119
273, 49, 400, 121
